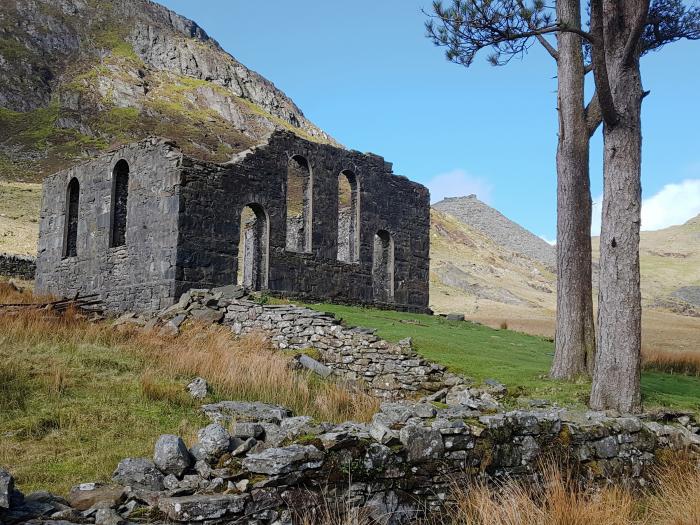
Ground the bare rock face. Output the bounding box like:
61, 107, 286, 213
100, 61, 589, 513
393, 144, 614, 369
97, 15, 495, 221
0, 0, 337, 181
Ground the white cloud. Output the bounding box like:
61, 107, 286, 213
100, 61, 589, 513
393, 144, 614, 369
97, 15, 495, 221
426, 169, 494, 204
591, 179, 700, 235
641, 179, 700, 231
540, 236, 556, 246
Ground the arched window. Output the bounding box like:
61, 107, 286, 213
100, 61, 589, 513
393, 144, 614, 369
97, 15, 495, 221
372, 230, 394, 303
64, 178, 80, 258
110, 160, 129, 247
337, 170, 360, 263
237, 204, 269, 291
286, 155, 312, 252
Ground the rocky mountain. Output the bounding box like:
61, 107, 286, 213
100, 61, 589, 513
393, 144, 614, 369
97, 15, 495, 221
432, 196, 700, 319
433, 195, 556, 270
0, 0, 336, 182
429, 207, 556, 316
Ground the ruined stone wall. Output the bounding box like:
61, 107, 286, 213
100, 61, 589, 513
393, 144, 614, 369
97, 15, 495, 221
175, 131, 430, 313
35, 139, 183, 312
0, 253, 36, 280
161, 289, 462, 398
5, 399, 697, 525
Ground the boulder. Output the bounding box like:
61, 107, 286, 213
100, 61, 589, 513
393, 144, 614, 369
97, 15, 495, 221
365, 490, 416, 525
211, 284, 246, 300
484, 378, 507, 397
196, 424, 231, 461
158, 494, 249, 522
369, 413, 400, 445
68, 484, 125, 511
446, 313, 465, 321
399, 425, 444, 463
242, 445, 324, 476
186, 377, 208, 399
295, 354, 332, 378
231, 438, 257, 456
189, 307, 224, 324
194, 460, 213, 479
112, 458, 165, 491
279, 416, 316, 439
153, 435, 192, 477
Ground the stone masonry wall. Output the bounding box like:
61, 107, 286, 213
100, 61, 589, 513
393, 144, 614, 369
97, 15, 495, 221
175, 131, 431, 313
35, 138, 183, 312
35, 132, 430, 315
3, 398, 698, 525
0, 254, 36, 280
158, 288, 463, 398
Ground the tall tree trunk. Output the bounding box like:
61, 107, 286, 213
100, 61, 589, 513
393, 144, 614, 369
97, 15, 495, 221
590, 0, 645, 413
550, 0, 596, 380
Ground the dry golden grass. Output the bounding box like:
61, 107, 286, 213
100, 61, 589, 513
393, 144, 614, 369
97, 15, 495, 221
643, 348, 700, 377
293, 460, 700, 525
445, 459, 700, 525
0, 282, 379, 423
132, 324, 379, 423
447, 464, 638, 525
645, 456, 700, 525
0, 282, 378, 492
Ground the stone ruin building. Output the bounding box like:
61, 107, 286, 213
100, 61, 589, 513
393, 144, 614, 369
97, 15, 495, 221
35, 131, 430, 313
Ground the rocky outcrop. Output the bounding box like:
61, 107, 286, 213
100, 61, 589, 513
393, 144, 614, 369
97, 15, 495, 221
149, 287, 465, 398
2, 398, 698, 525
1, 0, 337, 181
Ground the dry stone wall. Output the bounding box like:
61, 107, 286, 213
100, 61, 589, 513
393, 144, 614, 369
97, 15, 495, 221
158, 288, 464, 398
0, 254, 36, 280
2, 398, 698, 525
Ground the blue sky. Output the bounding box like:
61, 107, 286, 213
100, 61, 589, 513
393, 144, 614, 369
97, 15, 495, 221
158, 0, 700, 241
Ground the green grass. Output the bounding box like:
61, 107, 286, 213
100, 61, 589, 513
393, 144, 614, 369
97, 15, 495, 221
0, 337, 208, 495
308, 303, 700, 414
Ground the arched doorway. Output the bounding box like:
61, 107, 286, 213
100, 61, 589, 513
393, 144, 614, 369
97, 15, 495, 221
236, 204, 269, 291
372, 230, 394, 302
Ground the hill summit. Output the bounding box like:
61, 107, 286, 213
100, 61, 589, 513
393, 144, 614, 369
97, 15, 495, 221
433, 195, 556, 270
0, 0, 336, 182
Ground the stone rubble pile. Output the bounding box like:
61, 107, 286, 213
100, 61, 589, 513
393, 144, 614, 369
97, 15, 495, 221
3, 392, 699, 525
127, 286, 467, 399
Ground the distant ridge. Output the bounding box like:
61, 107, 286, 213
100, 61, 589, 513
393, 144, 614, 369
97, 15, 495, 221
433, 195, 556, 270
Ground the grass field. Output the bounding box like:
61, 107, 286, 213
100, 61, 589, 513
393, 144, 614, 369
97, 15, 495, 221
0, 284, 377, 494
309, 303, 700, 413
